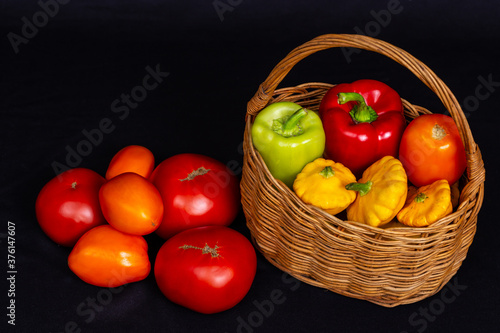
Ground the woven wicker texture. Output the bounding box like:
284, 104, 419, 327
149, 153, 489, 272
241, 34, 485, 307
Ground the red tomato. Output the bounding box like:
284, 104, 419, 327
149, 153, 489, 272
99, 172, 164, 235
35, 168, 107, 247
106, 145, 155, 180
150, 153, 240, 239
68, 225, 151, 287
154, 226, 257, 314
399, 114, 467, 187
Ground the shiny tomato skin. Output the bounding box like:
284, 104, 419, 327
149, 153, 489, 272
99, 172, 164, 235
154, 226, 257, 314
68, 225, 151, 287
35, 168, 107, 247
399, 114, 467, 187
106, 145, 155, 180
150, 153, 240, 239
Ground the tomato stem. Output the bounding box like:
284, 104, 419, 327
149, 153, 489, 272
432, 124, 447, 140
180, 243, 220, 258
180, 167, 211, 181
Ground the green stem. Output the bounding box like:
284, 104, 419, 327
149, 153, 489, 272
338, 92, 378, 123
345, 180, 373, 196
319, 166, 335, 178
272, 108, 308, 138
415, 192, 428, 203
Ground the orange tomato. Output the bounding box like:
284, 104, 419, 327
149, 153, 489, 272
99, 172, 164, 235
106, 145, 155, 179
399, 114, 467, 187
68, 225, 151, 287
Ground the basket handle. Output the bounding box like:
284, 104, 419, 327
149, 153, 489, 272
247, 34, 479, 161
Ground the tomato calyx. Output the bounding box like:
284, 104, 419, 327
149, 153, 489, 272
71, 181, 77, 189
179, 243, 221, 258
180, 167, 211, 181
432, 124, 447, 140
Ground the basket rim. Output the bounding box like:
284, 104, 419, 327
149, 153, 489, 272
246, 34, 484, 186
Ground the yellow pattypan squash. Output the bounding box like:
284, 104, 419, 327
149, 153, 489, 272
397, 179, 453, 227
345, 156, 408, 227
293, 158, 357, 215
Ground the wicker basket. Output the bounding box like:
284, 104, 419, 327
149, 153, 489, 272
241, 34, 486, 307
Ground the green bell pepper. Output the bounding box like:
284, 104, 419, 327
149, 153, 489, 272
251, 101, 326, 188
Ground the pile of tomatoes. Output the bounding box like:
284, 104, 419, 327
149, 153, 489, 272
35, 145, 257, 314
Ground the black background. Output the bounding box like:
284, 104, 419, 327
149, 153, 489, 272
1, 0, 499, 332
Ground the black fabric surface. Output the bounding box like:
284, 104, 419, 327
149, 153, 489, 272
1, 1, 499, 332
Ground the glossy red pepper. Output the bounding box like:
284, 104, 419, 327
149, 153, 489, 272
319, 79, 406, 177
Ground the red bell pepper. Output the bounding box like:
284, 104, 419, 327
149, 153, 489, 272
319, 79, 406, 177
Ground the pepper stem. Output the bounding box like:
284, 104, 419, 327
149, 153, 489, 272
338, 92, 378, 123
345, 180, 373, 196
272, 108, 308, 138
319, 166, 335, 178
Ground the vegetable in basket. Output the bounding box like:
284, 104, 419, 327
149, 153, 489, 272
251, 101, 325, 188
398, 113, 467, 187
319, 79, 406, 177
345, 155, 408, 227
397, 179, 453, 227
293, 158, 356, 215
